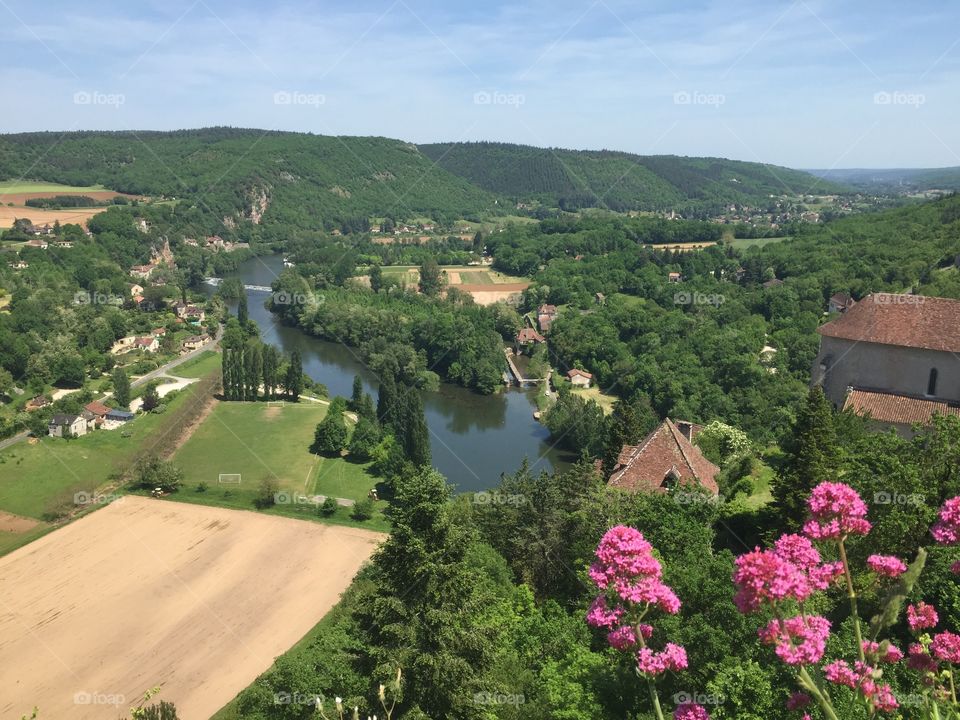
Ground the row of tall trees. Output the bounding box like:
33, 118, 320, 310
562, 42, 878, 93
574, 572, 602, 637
221, 341, 302, 402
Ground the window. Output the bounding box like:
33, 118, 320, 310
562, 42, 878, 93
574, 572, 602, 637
928, 368, 938, 396
662, 468, 680, 492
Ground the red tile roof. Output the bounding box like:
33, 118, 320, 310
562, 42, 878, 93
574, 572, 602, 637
843, 388, 960, 426
84, 400, 112, 416
607, 418, 719, 495
818, 293, 960, 353
517, 327, 545, 343
567, 368, 593, 379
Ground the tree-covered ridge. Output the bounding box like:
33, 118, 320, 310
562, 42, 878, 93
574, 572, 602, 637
418, 141, 850, 214
0, 128, 497, 231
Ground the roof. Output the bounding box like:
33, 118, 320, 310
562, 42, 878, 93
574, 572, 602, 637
49, 414, 81, 425
135, 336, 156, 347
183, 335, 206, 343
516, 328, 545, 343
607, 418, 720, 495
817, 293, 960, 353
844, 388, 960, 426
85, 401, 112, 416
538, 304, 557, 315
567, 368, 593, 379
829, 292, 853, 305
106, 409, 135, 419
763, 278, 784, 288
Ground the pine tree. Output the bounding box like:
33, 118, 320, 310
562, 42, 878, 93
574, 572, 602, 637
418, 258, 442, 296
261, 345, 279, 400
350, 374, 364, 411
601, 395, 657, 477
402, 385, 431, 468
244, 342, 262, 400
285, 350, 303, 401
112, 368, 131, 408
773, 386, 841, 528
377, 372, 399, 431
312, 399, 348, 456
370, 264, 383, 293
348, 416, 381, 460
237, 292, 249, 326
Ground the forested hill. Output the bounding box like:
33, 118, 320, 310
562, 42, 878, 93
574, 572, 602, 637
0, 128, 497, 232
418, 141, 849, 213
810, 166, 960, 193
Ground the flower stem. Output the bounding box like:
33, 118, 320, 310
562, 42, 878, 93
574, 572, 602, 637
798, 667, 840, 720
837, 538, 865, 663
646, 676, 666, 720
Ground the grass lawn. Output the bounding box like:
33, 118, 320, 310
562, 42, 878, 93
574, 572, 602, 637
570, 384, 617, 415
0, 180, 109, 194
0, 388, 198, 520
171, 350, 220, 378
170, 401, 388, 530
729, 236, 791, 250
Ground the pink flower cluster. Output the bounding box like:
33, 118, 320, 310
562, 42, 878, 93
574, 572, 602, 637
758, 615, 831, 666
861, 641, 903, 664
931, 497, 960, 545
907, 643, 938, 673
637, 643, 688, 676
802, 482, 872, 540
588, 525, 681, 616
673, 702, 710, 720
931, 631, 960, 664
733, 534, 842, 613
907, 602, 939, 631
823, 660, 898, 712
866, 554, 907, 578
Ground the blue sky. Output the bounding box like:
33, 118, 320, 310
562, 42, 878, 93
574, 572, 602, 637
1, 0, 958, 168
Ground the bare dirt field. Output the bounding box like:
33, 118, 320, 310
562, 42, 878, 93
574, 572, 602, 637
0, 496, 384, 720
0, 205, 109, 229
0, 510, 40, 533
457, 282, 530, 305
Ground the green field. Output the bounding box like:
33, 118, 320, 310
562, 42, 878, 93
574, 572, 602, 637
729, 236, 791, 250
0, 180, 109, 194
170, 400, 387, 529
169, 350, 220, 378
0, 388, 198, 520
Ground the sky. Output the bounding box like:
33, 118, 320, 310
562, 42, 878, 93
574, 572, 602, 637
1, 0, 958, 168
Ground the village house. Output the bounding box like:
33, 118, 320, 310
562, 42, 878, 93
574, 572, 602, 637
151, 327, 167, 337
128, 283, 144, 297
48, 414, 88, 438
135, 336, 160, 353
181, 335, 207, 352
24, 238, 49, 249
84, 400, 112, 428
183, 237, 199, 247
129, 264, 156, 280
184, 306, 206, 323
667, 271, 682, 283
9, 260, 28, 270
828, 292, 856, 314
25, 395, 51, 412
537, 304, 558, 332
606, 418, 720, 495
812, 293, 960, 436
105, 408, 135, 425
111, 336, 138, 354
515, 327, 546, 351
54, 240, 73, 249
567, 368, 593, 388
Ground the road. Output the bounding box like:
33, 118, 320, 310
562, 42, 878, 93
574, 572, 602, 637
0, 326, 221, 453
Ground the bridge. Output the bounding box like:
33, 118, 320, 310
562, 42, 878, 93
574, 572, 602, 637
203, 277, 273, 293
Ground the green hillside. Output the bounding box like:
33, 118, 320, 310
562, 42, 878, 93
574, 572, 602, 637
418, 141, 848, 213
0, 129, 497, 230
811, 166, 960, 193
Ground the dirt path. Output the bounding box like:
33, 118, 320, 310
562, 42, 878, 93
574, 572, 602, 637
0, 497, 385, 720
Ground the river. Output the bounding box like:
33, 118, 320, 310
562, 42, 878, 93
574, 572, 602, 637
208, 254, 571, 491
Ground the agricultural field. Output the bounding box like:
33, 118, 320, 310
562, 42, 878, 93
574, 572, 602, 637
728, 236, 791, 249
379, 265, 531, 305
170, 400, 387, 529
0, 179, 137, 228
0, 496, 384, 720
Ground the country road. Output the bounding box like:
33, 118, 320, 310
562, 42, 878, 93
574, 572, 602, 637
0, 325, 222, 453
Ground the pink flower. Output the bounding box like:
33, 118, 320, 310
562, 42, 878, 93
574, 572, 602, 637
732, 535, 842, 614
786, 692, 810, 711
673, 702, 710, 720
862, 640, 903, 664
803, 482, 871, 540
907, 643, 938, 673
606, 625, 637, 650
636, 643, 688, 676
823, 659, 859, 688
931, 631, 960, 664
823, 660, 898, 711
586, 596, 623, 629
758, 615, 830, 666
951, 561, 960, 574
907, 602, 939, 631
589, 525, 661, 590
867, 554, 907, 578
931, 497, 960, 545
